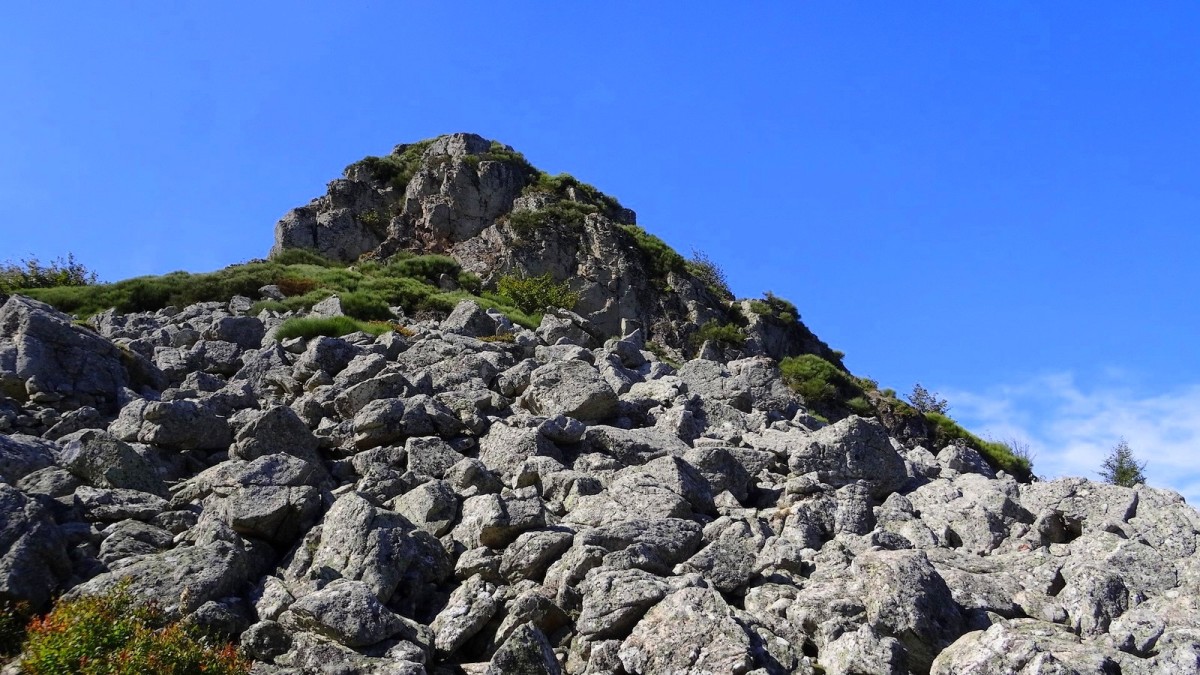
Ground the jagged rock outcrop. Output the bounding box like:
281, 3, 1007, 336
2, 293, 1198, 673
270, 133, 846, 367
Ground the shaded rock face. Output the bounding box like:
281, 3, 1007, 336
269, 133, 846, 366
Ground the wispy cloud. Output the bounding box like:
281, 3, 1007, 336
942, 373, 1200, 505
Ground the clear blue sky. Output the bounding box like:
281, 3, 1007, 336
4, 4, 1199, 498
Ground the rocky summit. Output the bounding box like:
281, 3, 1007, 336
1, 134, 1198, 674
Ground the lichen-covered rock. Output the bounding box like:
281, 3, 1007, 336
521, 359, 618, 421
618, 586, 754, 675
0, 295, 133, 412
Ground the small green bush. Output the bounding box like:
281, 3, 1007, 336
779, 354, 871, 421
271, 248, 343, 267
20, 585, 248, 674
924, 412, 1033, 480
691, 321, 746, 348
496, 273, 579, 315
0, 253, 98, 294
686, 249, 732, 300
348, 140, 435, 192
339, 291, 394, 321
619, 224, 686, 282
506, 202, 599, 236
749, 291, 799, 322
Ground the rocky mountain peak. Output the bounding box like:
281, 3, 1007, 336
271, 133, 841, 368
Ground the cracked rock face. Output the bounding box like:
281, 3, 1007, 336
4, 165, 1200, 672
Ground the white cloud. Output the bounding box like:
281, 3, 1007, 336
942, 373, 1200, 505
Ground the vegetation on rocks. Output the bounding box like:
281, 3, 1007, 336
1100, 438, 1147, 487
0, 253, 98, 294
17, 586, 248, 674
686, 249, 733, 300
690, 321, 746, 349
347, 139, 435, 192
274, 316, 395, 340
780, 354, 873, 420
619, 224, 687, 284
496, 272, 579, 314
924, 411, 1033, 479
748, 291, 799, 322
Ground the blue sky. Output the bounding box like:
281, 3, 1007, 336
3, 4, 1198, 498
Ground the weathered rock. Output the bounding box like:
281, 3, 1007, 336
521, 359, 617, 420
71, 540, 251, 618
0, 295, 132, 413
431, 574, 499, 656
0, 433, 56, 484
109, 398, 232, 451
0, 483, 70, 609
486, 622, 561, 675
59, 429, 168, 497
930, 619, 1123, 674
782, 415, 907, 498
231, 405, 321, 464
284, 580, 410, 648
618, 586, 754, 675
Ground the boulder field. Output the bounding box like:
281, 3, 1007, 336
2, 291, 1199, 674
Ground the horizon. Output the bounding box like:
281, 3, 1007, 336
3, 4, 1197, 500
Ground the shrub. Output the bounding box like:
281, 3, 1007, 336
1, 600, 31, 658
750, 291, 799, 322
505, 202, 599, 236
779, 354, 870, 421
270, 248, 344, 267
339, 290, 394, 321
686, 249, 732, 300
496, 273, 579, 314
1100, 438, 1146, 487
348, 139, 435, 192
691, 321, 746, 348
907, 383, 950, 414
276, 276, 318, 297
924, 412, 1033, 480
619, 225, 686, 282
20, 585, 248, 674
0, 253, 98, 293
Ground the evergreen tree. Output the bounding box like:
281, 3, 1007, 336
1100, 438, 1147, 487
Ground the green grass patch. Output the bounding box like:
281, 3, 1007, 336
924, 412, 1033, 480
506, 201, 600, 237
749, 291, 799, 322
495, 273, 578, 315
275, 316, 393, 340
619, 224, 686, 283
19, 584, 248, 674
779, 354, 871, 422
346, 139, 435, 192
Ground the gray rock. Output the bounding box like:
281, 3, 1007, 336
443, 300, 498, 337
0, 483, 70, 609
582, 425, 687, 466
820, 624, 906, 675
109, 398, 232, 451
242, 620, 293, 662
783, 416, 907, 498
579, 518, 704, 575
97, 519, 174, 566
211, 484, 323, 546
0, 433, 56, 484
284, 580, 409, 648
853, 549, 964, 673
71, 540, 251, 618
0, 295, 132, 413
59, 429, 168, 497
73, 485, 170, 522
232, 405, 322, 465
293, 493, 415, 602
521, 359, 617, 420
618, 586, 754, 675
405, 436, 464, 479
452, 488, 547, 549
486, 622, 561, 675
499, 529, 574, 582
930, 618, 1122, 674
390, 480, 459, 537
206, 316, 266, 350
431, 574, 499, 656
577, 568, 669, 640
479, 421, 563, 483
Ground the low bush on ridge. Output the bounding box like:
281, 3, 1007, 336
9, 585, 247, 674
